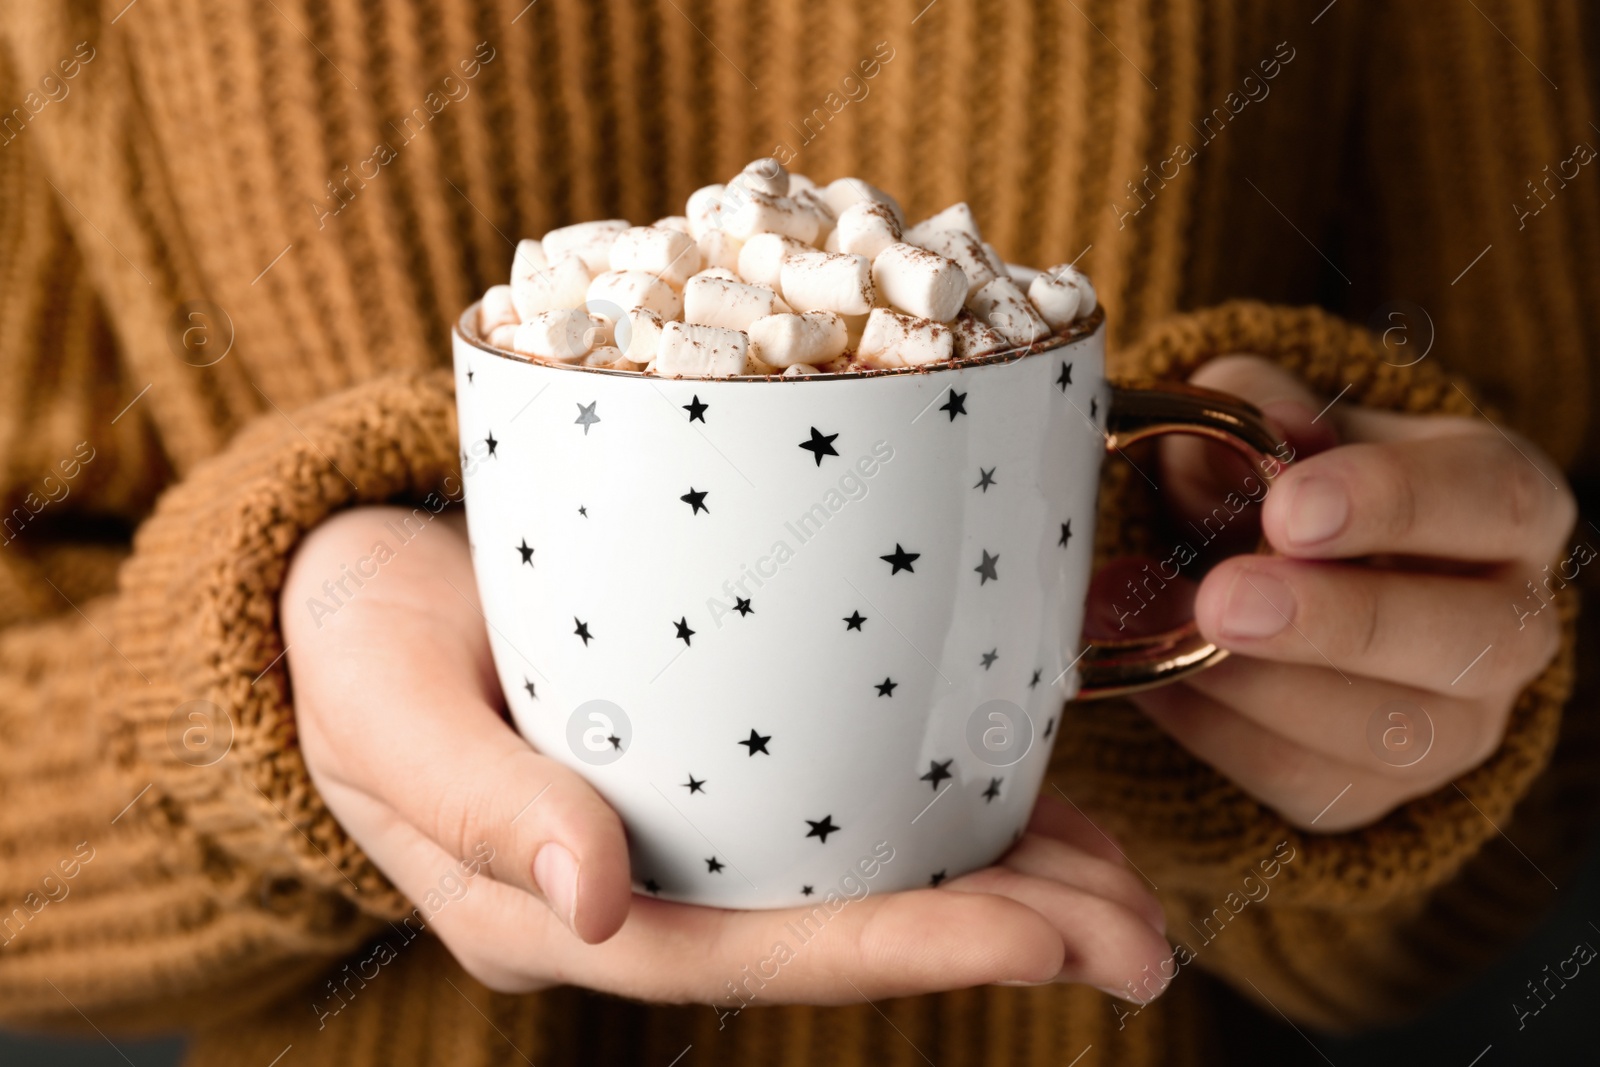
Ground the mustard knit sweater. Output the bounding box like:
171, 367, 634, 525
1, 2, 1597, 1065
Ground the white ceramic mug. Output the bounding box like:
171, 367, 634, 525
452, 303, 1281, 908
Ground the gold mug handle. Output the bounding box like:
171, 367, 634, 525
1075, 382, 1290, 699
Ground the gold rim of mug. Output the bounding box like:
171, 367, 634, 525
454, 301, 1106, 382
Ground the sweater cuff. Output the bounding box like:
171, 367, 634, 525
107, 370, 460, 920
1054, 301, 1578, 909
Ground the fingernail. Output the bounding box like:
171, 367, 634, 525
996, 978, 1055, 987
1221, 570, 1294, 640
1286, 476, 1348, 547
1095, 984, 1154, 1004
533, 842, 579, 931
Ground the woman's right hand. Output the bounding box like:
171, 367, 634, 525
281, 505, 1170, 1003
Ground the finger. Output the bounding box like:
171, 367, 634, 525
555, 883, 1072, 1002
943, 867, 1172, 994
1131, 682, 1405, 831
1026, 792, 1129, 866
1260, 432, 1576, 566
1177, 656, 1495, 788
1158, 355, 1339, 535
1002, 833, 1165, 936
1194, 556, 1563, 698
286, 520, 632, 943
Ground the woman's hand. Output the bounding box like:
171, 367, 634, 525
1126, 356, 1576, 831
282, 507, 1170, 1000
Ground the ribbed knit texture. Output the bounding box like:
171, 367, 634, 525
1, 2, 1596, 1065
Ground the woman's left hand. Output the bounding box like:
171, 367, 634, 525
1125, 356, 1577, 831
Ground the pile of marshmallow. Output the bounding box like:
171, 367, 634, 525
476, 157, 1097, 377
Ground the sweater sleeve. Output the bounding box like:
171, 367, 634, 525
0, 78, 449, 1026
1049, 301, 1584, 1032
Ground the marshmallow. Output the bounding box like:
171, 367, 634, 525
656, 321, 749, 377
479, 284, 518, 333
841, 312, 869, 350
780, 251, 875, 315
904, 202, 981, 245
822, 177, 905, 228
720, 189, 822, 243
738, 232, 809, 290
615, 307, 665, 364
686, 184, 727, 240
691, 266, 741, 283
487, 322, 518, 350
794, 188, 837, 243
543, 219, 629, 274
967, 276, 1050, 345
951, 310, 1008, 359
654, 215, 691, 233
587, 269, 683, 320
827, 201, 902, 260
684, 275, 792, 331
510, 238, 548, 280
914, 229, 997, 295
512, 309, 599, 362
980, 241, 1009, 275
697, 228, 744, 272
1006, 261, 1042, 287
856, 308, 953, 368
582, 345, 640, 370
511, 253, 590, 318
610, 225, 702, 288
787, 173, 818, 194
1044, 263, 1097, 317
747, 311, 849, 368
871, 243, 967, 322
730, 157, 789, 197
1027, 271, 1083, 329
744, 352, 781, 377
782, 362, 823, 376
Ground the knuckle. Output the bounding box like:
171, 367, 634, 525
1337, 576, 1385, 663
1365, 447, 1418, 546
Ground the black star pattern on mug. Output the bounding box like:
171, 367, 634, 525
980, 649, 999, 670
880, 544, 920, 575
643, 878, 661, 894
974, 466, 997, 492
681, 488, 710, 515
798, 426, 840, 466
940, 389, 968, 421
466, 367, 475, 384
1059, 520, 1073, 548
733, 597, 753, 616
523, 678, 538, 700
575, 401, 601, 435
982, 777, 1003, 803
974, 549, 1000, 585
739, 729, 772, 756
607, 733, 622, 751
920, 759, 954, 790
1029, 669, 1042, 689
484, 431, 499, 457
806, 815, 841, 843
876, 678, 897, 697
1090, 396, 1099, 420
929, 870, 947, 887
706, 857, 725, 874
843, 610, 866, 631
574, 618, 594, 645
517, 539, 535, 566
801, 885, 814, 896
684, 774, 706, 794
578, 505, 588, 517
684, 395, 708, 422
675, 617, 696, 646
1057, 361, 1073, 392
1044, 716, 1055, 739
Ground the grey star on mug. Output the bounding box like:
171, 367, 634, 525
575, 400, 601, 435
974, 466, 997, 492
975, 549, 1000, 584
805, 815, 841, 843
980, 649, 998, 670
920, 759, 954, 790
